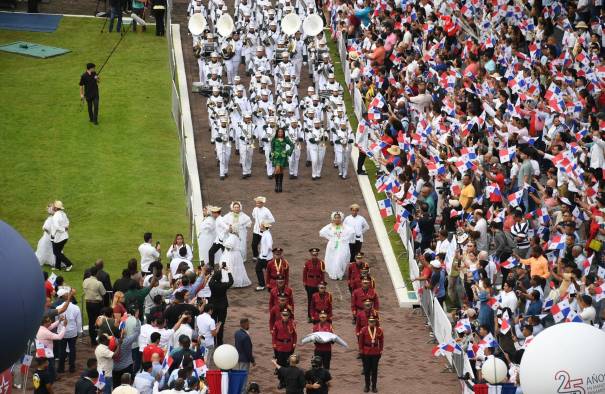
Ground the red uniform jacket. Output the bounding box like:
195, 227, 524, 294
310, 291, 333, 321
313, 322, 334, 352
358, 326, 384, 356
302, 259, 325, 287
350, 275, 376, 292
272, 319, 297, 352
355, 309, 380, 336
347, 263, 363, 289
265, 258, 289, 291
351, 287, 379, 314
269, 304, 295, 330
269, 286, 294, 311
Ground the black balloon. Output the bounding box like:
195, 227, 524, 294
0, 221, 45, 372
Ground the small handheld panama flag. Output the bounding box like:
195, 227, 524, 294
95, 372, 106, 390
432, 340, 462, 356
501, 256, 519, 269
377, 198, 393, 218
499, 146, 516, 163
47, 272, 58, 286
551, 299, 571, 322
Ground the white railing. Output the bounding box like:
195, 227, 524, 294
333, 32, 475, 382
167, 0, 204, 251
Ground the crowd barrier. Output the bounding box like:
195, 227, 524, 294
167, 1, 205, 247
333, 32, 475, 384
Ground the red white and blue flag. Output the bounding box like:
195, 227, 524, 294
551, 299, 571, 322
378, 199, 393, 218
499, 146, 516, 163
432, 340, 462, 356
206, 370, 249, 394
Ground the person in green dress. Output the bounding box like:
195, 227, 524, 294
270, 128, 295, 193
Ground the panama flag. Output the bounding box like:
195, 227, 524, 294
564, 310, 583, 323
455, 318, 472, 333
20, 354, 33, 375
193, 358, 208, 378
501, 256, 519, 269
432, 340, 462, 356
377, 199, 393, 218
499, 146, 516, 163
95, 372, 106, 390
478, 333, 498, 349
507, 190, 524, 207
551, 299, 571, 322
466, 343, 479, 359
594, 282, 605, 302
542, 298, 554, 311
47, 272, 58, 286
118, 314, 129, 331
547, 235, 566, 250
35, 340, 53, 358
161, 352, 174, 374
206, 370, 249, 394
498, 318, 511, 334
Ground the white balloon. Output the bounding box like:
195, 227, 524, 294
213, 344, 239, 370
520, 323, 605, 394
481, 357, 508, 384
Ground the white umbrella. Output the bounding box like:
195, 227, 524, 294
301, 332, 348, 348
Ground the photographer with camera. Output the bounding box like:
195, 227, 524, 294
208, 262, 234, 346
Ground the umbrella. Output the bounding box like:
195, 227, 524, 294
301, 332, 348, 348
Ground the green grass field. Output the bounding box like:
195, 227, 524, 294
0, 17, 189, 304
326, 35, 411, 286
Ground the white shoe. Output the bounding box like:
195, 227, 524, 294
255, 286, 265, 291
65, 265, 73, 272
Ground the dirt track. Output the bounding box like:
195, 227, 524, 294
5, 0, 460, 392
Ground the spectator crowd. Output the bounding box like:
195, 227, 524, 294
327, 0, 605, 389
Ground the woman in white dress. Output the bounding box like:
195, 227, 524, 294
35, 203, 55, 267
167, 233, 194, 261
319, 211, 355, 280
220, 233, 251, 288
222, 201, 252, 261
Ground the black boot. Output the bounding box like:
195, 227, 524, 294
275, 174, 279, 192
278, 174, 283, 193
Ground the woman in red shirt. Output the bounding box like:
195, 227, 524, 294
112, 291, 127, 322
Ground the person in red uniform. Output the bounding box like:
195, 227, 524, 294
310, 282, 333, 323
350, 262, 376, 292
347, 253, 365, 293
302, 248, 325, 322
271, 309, 297, 368
355, 299, 380, 337
269, 293, 294, 330
269, 275, 294, 311
351, 278, 379, 324
265, 247, 289, 292
312, 310, 334, 370
358, 316, 384, 393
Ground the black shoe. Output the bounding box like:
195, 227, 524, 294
220, 176, 225, 180
235, 150, 240, 156
357, 171, 367, 175
268, 175, 273, 179
364, 386, 370, 393
352, 316, 356, 325
278, 382, 285, 390
342, 175, 348, 180
241, 175, 247, 179
289, 174, 295, 179
93, 121, 98, 125
305, 160, 311, 167
312, 176, 316, 181
372, 388, 378, 393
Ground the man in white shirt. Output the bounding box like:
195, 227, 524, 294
133, 362, 155, 394
196, 304, 221, 369
170, 247, 194, 277
500, 281, 519, 314
139, 232, 160, 274
343, 203, 370, 262
51, 200, 73, 271
469, 209, 489, 252
255, 222, 273, 291
57, 288, 82, 373
251, 196, 275, 261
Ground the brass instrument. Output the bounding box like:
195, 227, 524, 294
222, 43, 235, 59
